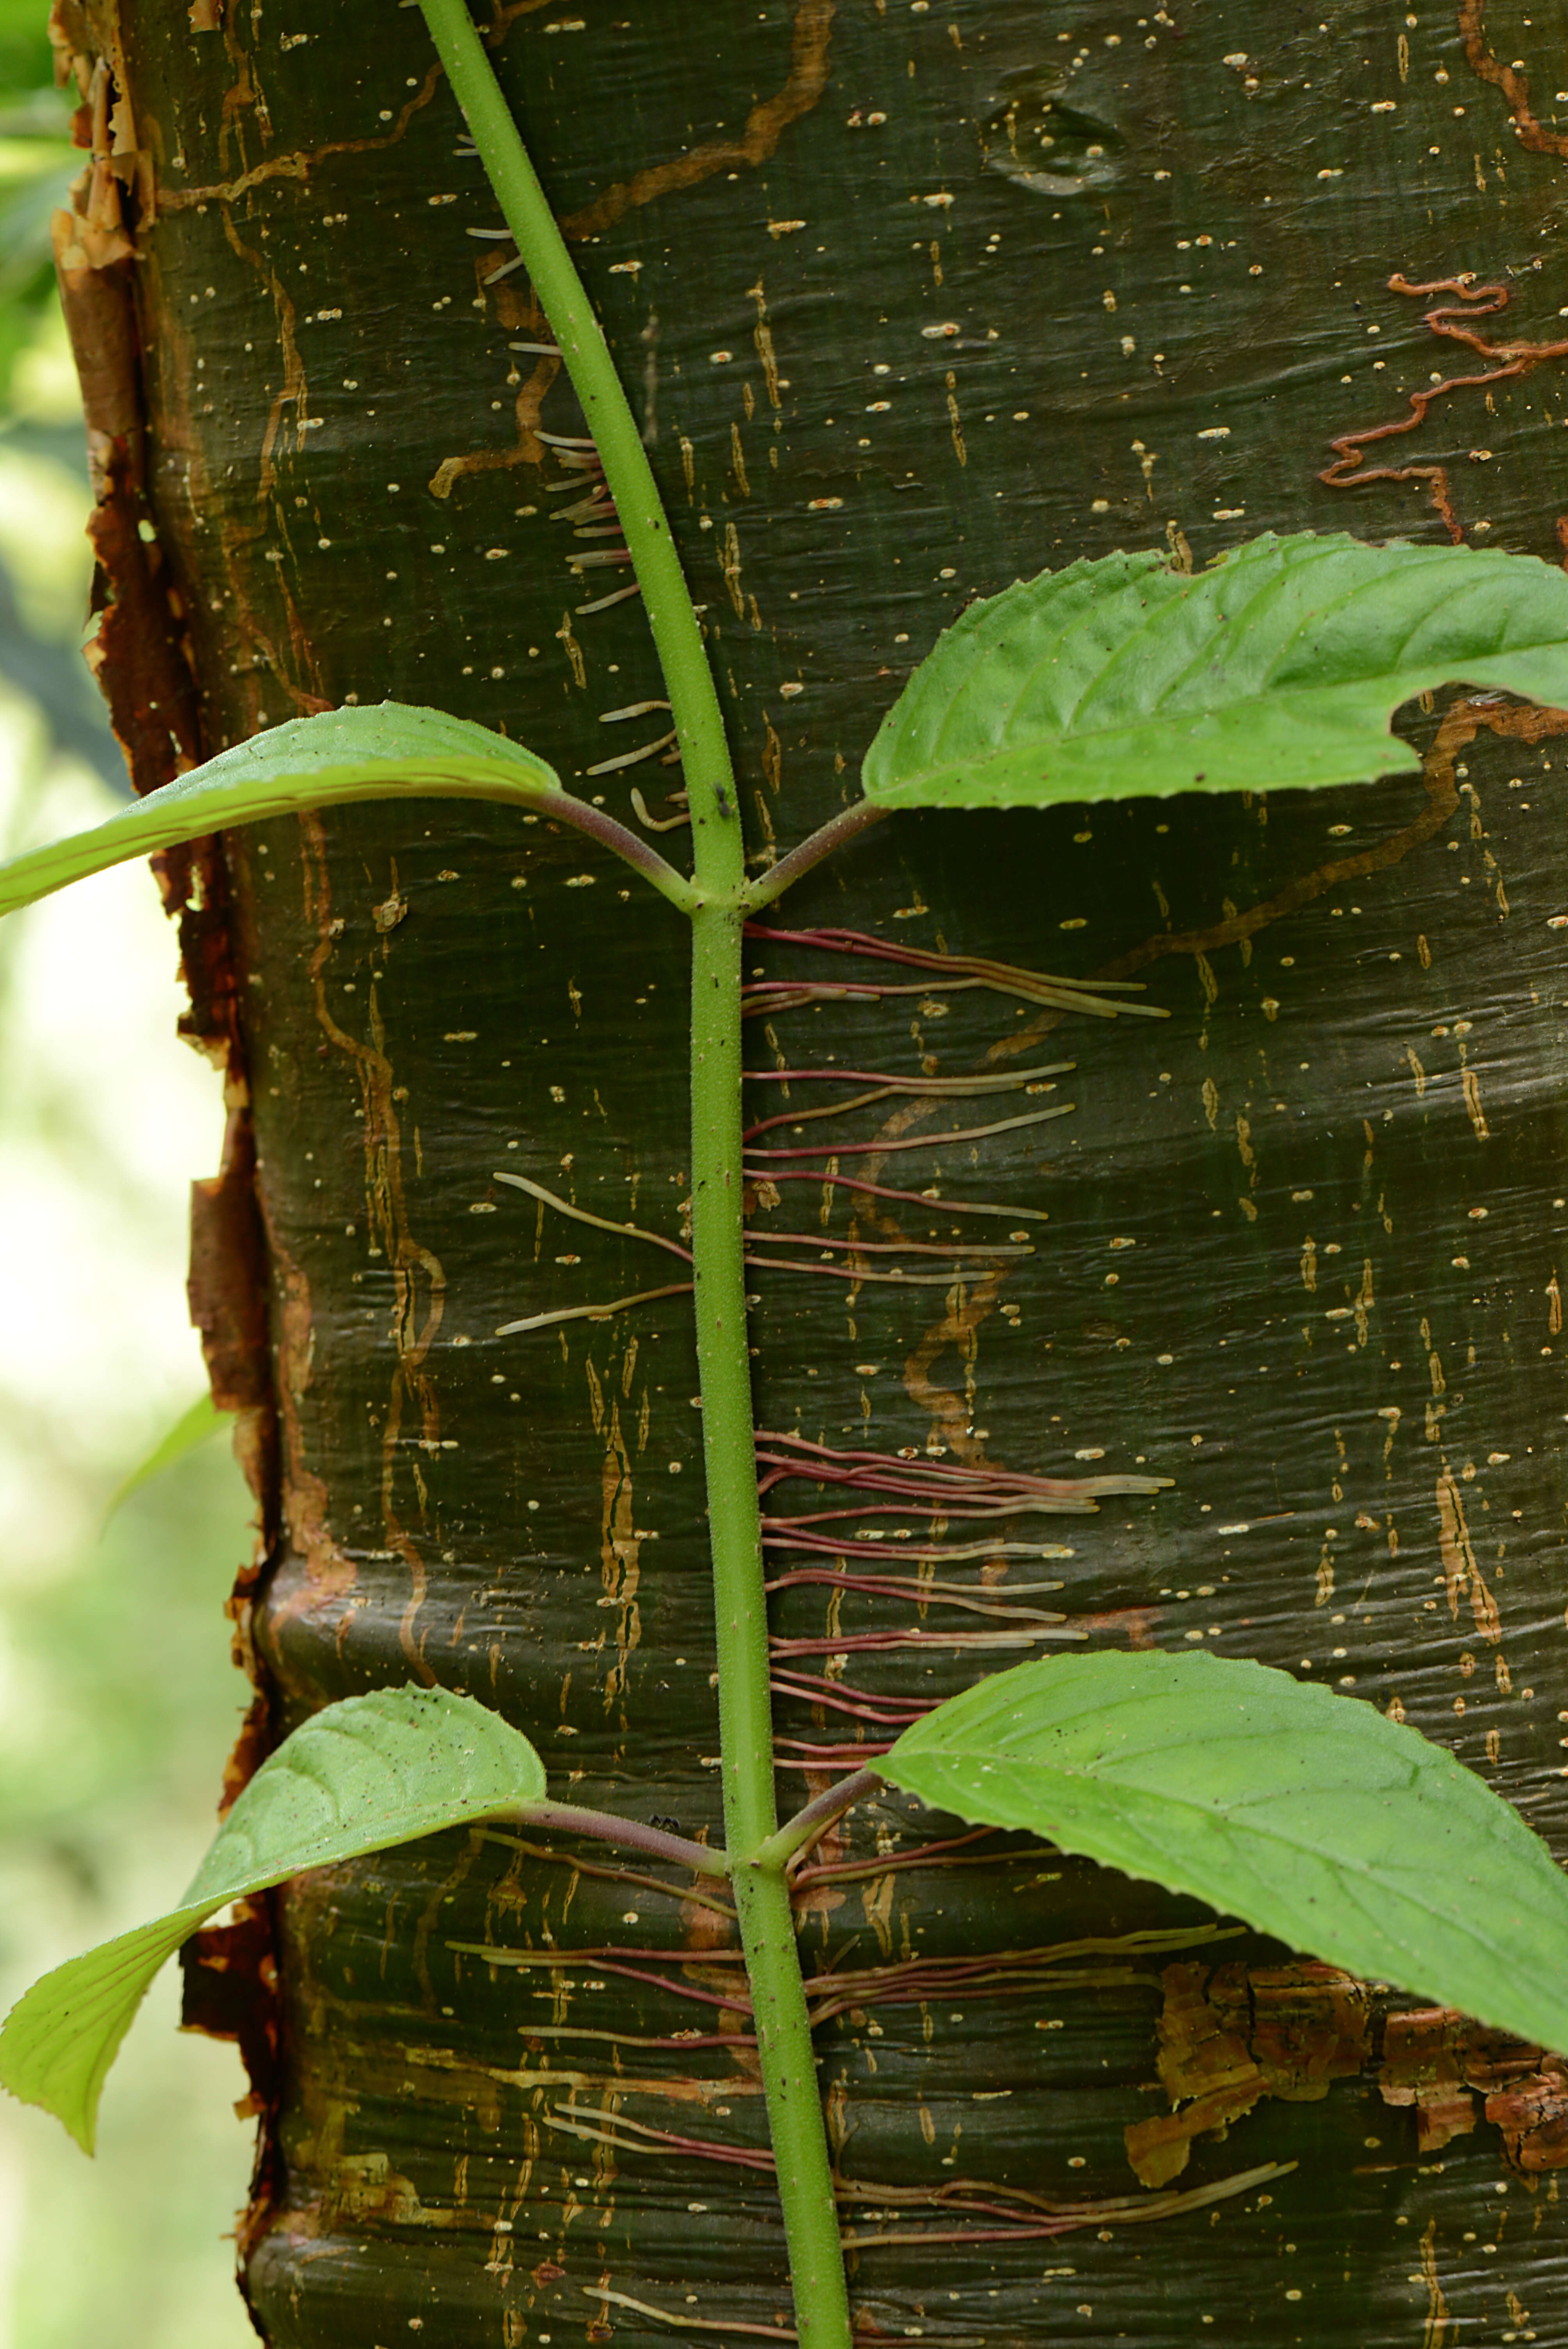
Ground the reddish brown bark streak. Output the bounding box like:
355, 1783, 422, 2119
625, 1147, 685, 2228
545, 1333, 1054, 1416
50, 0, 284, 2234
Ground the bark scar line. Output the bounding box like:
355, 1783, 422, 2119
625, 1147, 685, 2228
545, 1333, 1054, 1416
301, 819, 445, 1679
157, 64, 444, 210
996, 697, 1568, 1066
1458, 0, 1568, 158
429, 276, 561, 499
1092, 694, 1543, 985
1320, 273, 1568, 542
558, 1, 836, 241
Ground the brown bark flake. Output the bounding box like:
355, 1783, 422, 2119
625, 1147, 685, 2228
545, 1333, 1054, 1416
51, 7, 203, 795
80, 449, 202, 792
1379, 2005, 1565, 2167
1125, 1960, 1370, 2187
1486, 2062, 1568, 2171
189, 1114, 272, 1417
178, 1892, 283, 2261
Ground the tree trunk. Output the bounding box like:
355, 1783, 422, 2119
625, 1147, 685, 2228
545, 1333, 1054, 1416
56, 0, 1568, 2339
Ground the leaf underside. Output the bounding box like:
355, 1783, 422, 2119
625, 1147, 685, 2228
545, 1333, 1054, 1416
0, 1687, 544, 2151
882, 1650, 1568, 2053
0, 702, 561, 922
862, 530, 1568, 809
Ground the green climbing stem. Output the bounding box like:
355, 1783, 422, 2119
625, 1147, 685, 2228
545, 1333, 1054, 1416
415, 6, 854, 2342
416, 0, 733, 821
688, 880, 852, 2338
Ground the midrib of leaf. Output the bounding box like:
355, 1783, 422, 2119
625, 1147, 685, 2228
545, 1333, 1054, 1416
903, 1742, 1554, 1936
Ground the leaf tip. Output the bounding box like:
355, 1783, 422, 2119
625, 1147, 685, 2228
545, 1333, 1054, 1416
0, 2009, 97, 2156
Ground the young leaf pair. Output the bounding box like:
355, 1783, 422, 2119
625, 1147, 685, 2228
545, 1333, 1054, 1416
6, 528, 1568, 923
12, 1648, 1568, 2156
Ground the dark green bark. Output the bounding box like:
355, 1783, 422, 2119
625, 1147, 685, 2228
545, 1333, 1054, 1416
58, 0, 1568, 2338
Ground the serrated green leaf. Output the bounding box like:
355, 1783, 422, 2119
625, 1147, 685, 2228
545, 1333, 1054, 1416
862, 531, 1568, 810
0, 1687, 545, 2151
0, 702, 561, 921
882, 1650, 1568, 2052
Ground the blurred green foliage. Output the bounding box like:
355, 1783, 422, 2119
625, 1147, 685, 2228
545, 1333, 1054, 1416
0, 0, 71, 407
0, 0, 122, 788
0, 0, 57, 97
0, 6, 261, 2342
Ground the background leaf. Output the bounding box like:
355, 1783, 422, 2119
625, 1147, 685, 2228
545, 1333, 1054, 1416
99, 1394, 229, 1531
0, 701, 562, 921
882, 1649, 1568, 2052
0, 1687, 545, 2151
862, 530, 1568, 810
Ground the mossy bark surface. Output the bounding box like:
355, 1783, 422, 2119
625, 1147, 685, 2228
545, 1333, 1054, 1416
60, 0, 1568, 2339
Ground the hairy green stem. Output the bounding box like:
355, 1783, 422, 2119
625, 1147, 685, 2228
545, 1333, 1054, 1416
687, 888, 853, 2330
415, 7, 853, 2339
755, 1770, 887, 1873
744, 801, 890, 912
510, 1800, 728, 1878
543, 797, 700, 908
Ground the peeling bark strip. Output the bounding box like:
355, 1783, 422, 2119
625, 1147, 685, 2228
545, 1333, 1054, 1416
88, 0, 1568, 2338
189, 1118, 271, 1415
50, 56, 200, 794
188, 1107, 278, 1591
52, 0, 285, 2203
1379, 2005, 1568, 2171
49, 0, 197, 792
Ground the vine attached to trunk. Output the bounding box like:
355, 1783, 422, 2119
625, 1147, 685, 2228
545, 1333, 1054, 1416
9, 8, 1568, 2348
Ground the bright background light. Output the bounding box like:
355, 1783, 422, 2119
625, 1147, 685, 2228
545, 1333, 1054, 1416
0, 122, 260, 2349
